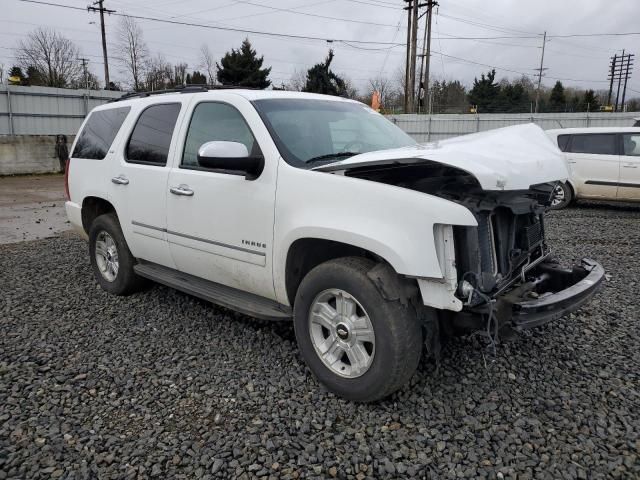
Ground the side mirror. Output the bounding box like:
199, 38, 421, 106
196, 141, 264, 180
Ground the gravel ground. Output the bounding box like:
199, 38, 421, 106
1, 203, 639, 479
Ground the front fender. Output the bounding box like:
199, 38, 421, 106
273, 163, 477, 304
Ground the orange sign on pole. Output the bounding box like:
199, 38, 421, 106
371, 91, 381, 111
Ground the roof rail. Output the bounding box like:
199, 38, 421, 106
109, 84, 262, 102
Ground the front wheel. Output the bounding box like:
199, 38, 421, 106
550, 182, 573, 210
293, 257, 422, 402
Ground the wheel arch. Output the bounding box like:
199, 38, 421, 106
283, 237, 419, 307
81, 196, 117, 234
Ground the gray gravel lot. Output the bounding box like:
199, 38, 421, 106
1, 203, 639, 479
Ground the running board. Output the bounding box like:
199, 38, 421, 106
134, 261, 292, 321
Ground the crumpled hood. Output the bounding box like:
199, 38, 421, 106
314, 123, 568, 191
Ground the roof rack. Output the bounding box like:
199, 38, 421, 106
109, 84, 261, 102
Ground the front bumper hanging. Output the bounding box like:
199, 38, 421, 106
509, 258, 605, 330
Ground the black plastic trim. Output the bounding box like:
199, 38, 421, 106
510, 258, 605, 330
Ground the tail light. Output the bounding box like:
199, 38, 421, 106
64, 158, 71, 200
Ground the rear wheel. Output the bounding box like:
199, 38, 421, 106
550, 182, 573, 210
89, 213, 146, 295
293, 257, 422, 402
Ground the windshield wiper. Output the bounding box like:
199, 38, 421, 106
305, 152, 360, 165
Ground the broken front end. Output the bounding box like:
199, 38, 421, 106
344, 161, 605, 334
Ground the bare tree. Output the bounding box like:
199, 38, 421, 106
199, 44, 216, 85
15, 28, 83, 87
144, 54, 172, 91
116, 16, 149, 91
172, 62, 188, 87
284, 69, 306, 91
368, 75, 394, 106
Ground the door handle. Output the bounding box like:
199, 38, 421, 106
622, 164, 638, 168
568, 160, 577, 164
170, 185, 194, 196
111, 175, 129, 185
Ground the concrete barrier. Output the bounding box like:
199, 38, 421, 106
0, 135, 73, 175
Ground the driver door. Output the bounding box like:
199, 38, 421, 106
165, 95, 278, 300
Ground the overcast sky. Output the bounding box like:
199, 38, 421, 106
3, 0, 639, 96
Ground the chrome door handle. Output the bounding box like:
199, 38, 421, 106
169, 185, 194, 196
111, 175, 129, 185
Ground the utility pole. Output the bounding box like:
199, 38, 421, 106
79, 58, 89, 89
615, 49, 625, 112
607, 53, 617, 107
404, 0, 412, 114
534, 31, 547, 114
403, 0, 427, 113
87, 0, 115, 89
417, 0, 437, 112
620, 53, 634, 111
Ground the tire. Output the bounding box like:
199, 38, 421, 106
550, 182, 573, 210
293, 257, 422, 402
88, 213, 146, 295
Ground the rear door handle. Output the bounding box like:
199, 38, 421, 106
623, 164, 638, 168
111, 175, 129, 185
170, 185, 194, 196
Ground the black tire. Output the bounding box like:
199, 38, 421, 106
293, 257, 422, 402
88, 213, 146, 295
550, 182, 573, 210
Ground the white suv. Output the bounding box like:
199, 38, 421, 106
546, 127, 640, 208
65, 87, 603, 401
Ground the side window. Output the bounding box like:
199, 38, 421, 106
557, 134, 570, 152
72, 107, 130, 160
126, 103, 181, 166
622, 134, 640, 156
568, 134, 617, 155
182, 102, 259, 168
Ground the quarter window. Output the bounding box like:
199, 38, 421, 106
557, 134, 570, 152
182, 102, 259, 168
72, 107, 130, 160
126, 103, 181, 166
622, 133, 640, 156
567, 134, 617, 155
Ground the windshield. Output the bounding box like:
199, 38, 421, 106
252, 98, 416, 168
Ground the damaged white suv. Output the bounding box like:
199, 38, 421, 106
65, 87, 604, 402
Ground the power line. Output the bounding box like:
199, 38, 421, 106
231, 0, 401, 28
16, 0, 405, 45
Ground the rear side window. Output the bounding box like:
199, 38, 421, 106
568, 134, 617, 155
72, 107, 130, 160
126, 103, 181, 166
557, 134, 570, 152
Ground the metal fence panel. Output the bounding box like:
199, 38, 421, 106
0, 85, 123, 136
389, 112, 639, 142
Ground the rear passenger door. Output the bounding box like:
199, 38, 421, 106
109, 102, 183, 267
618, 133, 640, 200
564, 133, 620, 199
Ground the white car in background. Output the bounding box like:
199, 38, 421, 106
546, 127, 640, 208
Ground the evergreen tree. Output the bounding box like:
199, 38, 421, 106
303, 50, 347, 96
187, 71, 207, 84
499, 83, 529, 113
467, 69, 500, 113
583, 89, 600, 111
216, 39, 271, 89
549, 81, 566, 112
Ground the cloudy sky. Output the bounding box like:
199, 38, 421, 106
3, 0, 639, 97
